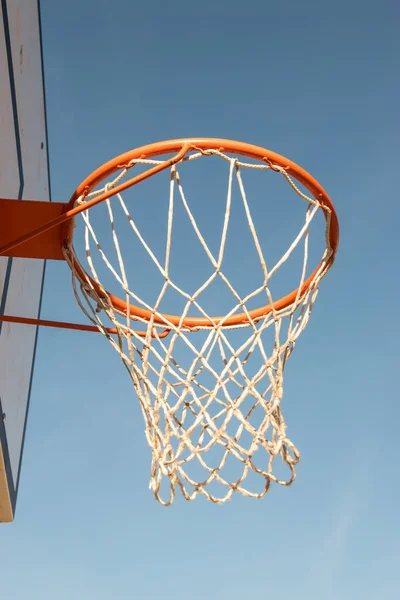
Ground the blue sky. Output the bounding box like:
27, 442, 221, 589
2, 0, 400, 598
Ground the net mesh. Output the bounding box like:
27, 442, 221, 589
63, 149, 333, 505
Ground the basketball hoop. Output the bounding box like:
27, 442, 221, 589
0, 138, 339, 504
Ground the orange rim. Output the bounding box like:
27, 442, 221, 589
66, 138, 339, 329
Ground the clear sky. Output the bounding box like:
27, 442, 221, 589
1, 0, 400, 598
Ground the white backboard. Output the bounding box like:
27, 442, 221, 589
0, 0, 50, 522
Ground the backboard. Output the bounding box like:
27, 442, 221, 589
0, 0, 50, 522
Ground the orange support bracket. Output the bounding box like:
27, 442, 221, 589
0, 199, 171, 338
0, 198, 67, 260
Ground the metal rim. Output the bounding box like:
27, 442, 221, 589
66, 138, 339, 329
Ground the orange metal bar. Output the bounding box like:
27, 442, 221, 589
0, 314, 170, 338
0, 145, 190, 258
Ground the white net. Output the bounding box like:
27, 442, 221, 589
64, 149, 333, 505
